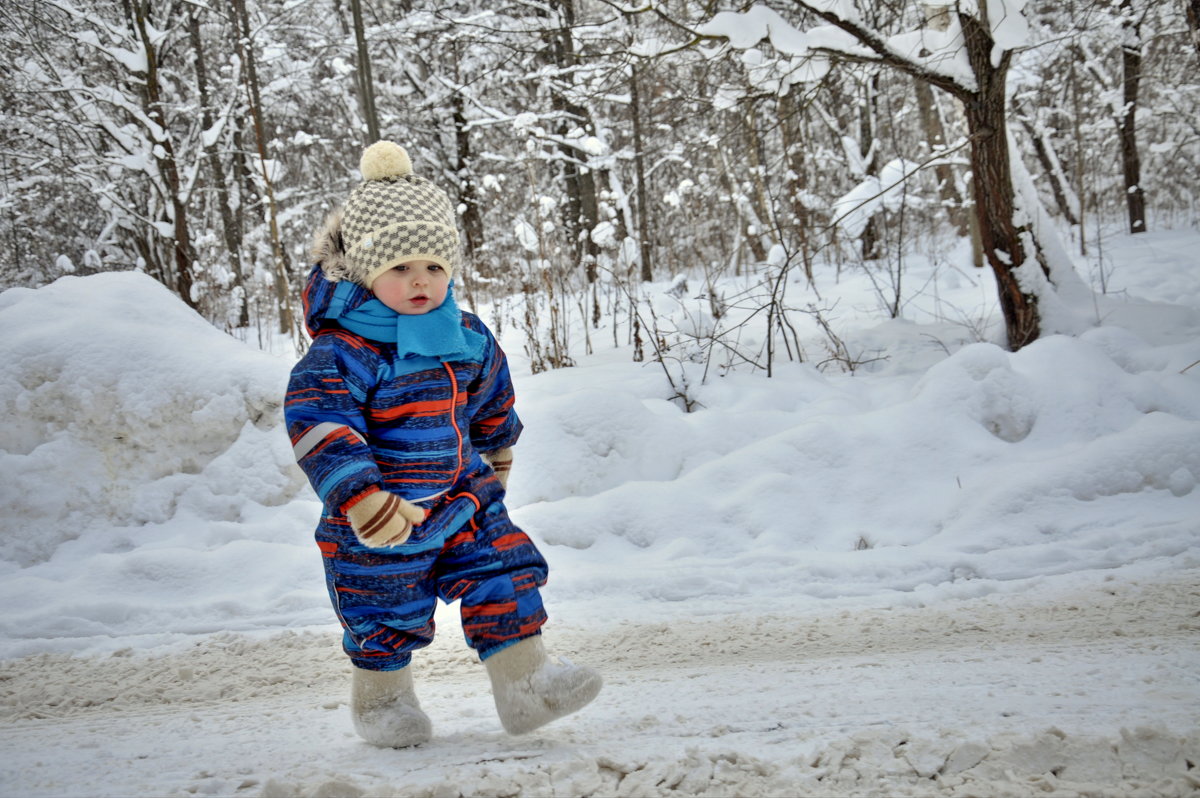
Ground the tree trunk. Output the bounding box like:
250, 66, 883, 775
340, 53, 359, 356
544, 0, 600, 283
189, 11, 248, 327
630, 61, 654, 283
715, 134, 769, 265
1069, 50, 1088, 256
915, 77, 970, 236
452, 90, 484, 270
960, 15, 1045, 351
233, 0, 294, 337
1120, 0, 1146, 234
350, 0, 380, 145
1185, 0, 1200, 57
744, 101, 778, 252
1019, 114, 1080, 227
778, 91, 814, 281
129, 0, 197, 310
858, 73, 882, 260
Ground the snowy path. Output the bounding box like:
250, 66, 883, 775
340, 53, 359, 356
1, 570, 1197, 796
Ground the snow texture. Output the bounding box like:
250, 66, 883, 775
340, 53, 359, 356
1, 229, 1199, 796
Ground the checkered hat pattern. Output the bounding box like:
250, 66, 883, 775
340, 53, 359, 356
340, 142, 460, 288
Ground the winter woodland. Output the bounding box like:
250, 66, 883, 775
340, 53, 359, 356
4, 0, 1199, 364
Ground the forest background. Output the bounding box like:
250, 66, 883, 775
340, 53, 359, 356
3, 0, 1199, 370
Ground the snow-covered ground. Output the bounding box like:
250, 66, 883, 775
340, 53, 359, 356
1, 228, 1198, 796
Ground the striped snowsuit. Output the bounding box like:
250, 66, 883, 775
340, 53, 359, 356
286, 265, 547, 671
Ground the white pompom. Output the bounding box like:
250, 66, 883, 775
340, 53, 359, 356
360, 141, 412, 181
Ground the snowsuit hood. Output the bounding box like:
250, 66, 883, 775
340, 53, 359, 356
302, 210, 373, 338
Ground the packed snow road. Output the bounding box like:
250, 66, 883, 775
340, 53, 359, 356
1, 569, 1196, 797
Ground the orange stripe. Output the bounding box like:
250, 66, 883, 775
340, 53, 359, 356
462, 601, 518, 619
491, 533, 528, 552
446, 530, 475, 548
370, 399, 451, 422
377, 474, 456, 483
444, 364, 465, 486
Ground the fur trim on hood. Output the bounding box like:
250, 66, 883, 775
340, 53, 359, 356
302, 216, 374, 338
311, 209, 354, 284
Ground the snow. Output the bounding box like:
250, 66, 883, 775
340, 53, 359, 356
696, 2, 1033, 93
884, 15, 974, 87
696, 5, 866, 65
514, 219, 539, 253
984, 0, 1032, 66
71, 29, 147, 74
1, 230, 1199, 796
832, 158, 921, 238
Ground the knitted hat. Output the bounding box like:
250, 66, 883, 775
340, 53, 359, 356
318, 141, 460, 289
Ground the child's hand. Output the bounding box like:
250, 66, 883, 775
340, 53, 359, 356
482, 447, 513, 489
346, 491, 427, 548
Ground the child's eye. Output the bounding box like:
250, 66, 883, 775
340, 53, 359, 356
428, 264, 443, 272
392, 265, 408, 272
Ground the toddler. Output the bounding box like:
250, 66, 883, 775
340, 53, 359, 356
285, 141, 601, 747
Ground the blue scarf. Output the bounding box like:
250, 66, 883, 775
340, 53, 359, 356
325, 282, 487, 363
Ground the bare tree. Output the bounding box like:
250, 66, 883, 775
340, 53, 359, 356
349, 0, 380, 144
630, 59, 655, 283
232, 0, 295, 338
1186, 0, 1200, 56
539, 0, 602, 284
702, 2, 1067, 350
1119, 0, 1147, 234
188, 10, 249, 327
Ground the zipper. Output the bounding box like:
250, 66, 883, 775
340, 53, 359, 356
444, 363, 464, 486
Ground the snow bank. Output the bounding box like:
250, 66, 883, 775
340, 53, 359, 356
0, 273, 321, 654
251, 726, 1198, 797
0, 273, 304, 565
512, 330, 1200, 613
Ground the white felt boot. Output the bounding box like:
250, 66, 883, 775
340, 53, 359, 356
485, 636, 602, 735
350, 666, 432, 747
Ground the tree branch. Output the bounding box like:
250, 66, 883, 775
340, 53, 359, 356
791, 1, 976, 101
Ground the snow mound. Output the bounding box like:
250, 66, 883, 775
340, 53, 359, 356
0, 273, 306, 567
513, 329, 1200, 608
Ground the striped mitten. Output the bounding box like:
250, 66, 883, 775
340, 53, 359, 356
346, 490, 426, 548
482, 447, 514, 489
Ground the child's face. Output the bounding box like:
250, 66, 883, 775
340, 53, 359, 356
371, 260, 450, 315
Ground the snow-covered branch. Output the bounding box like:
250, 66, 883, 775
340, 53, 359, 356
695, 3, 980, 99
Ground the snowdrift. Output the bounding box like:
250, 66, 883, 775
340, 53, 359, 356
0, 274, 304, 565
